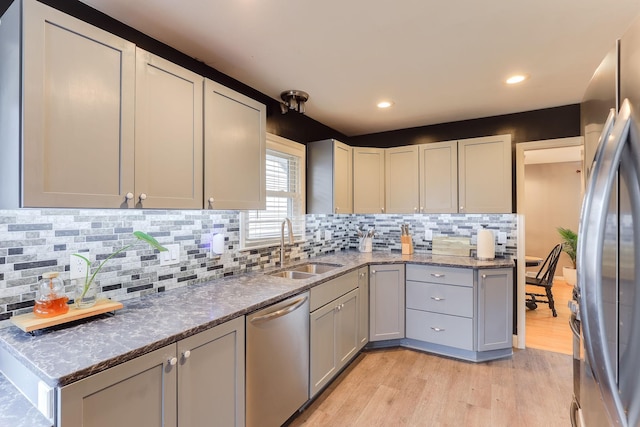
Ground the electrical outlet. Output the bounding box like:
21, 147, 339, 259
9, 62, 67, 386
497, 232, 507, 244
160, 244, 180, 266
70, 254, 88, 280
424, 229, 433, 241
315, 230, 322, 241
324, 230, 332, 240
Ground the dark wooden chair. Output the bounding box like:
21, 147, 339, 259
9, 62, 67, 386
525, 244, 563, 317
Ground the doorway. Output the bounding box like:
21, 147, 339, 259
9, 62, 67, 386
514, 136, 583, 351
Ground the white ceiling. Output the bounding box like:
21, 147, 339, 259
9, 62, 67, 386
79, 0, 640, 137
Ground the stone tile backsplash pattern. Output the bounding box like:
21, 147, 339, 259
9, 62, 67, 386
0, 210, 517, 327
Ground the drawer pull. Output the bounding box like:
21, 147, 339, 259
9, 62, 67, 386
430, 327, 445, 332
430, 296, 445, 301
430, 273, 445, 278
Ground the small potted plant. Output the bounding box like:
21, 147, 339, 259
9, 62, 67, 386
557, 227, 577, 286
72, 231, 167, 308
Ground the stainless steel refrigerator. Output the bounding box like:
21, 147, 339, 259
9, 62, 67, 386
577, 15, 640, 427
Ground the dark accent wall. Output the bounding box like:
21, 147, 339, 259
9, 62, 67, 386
349, 104, 581, 148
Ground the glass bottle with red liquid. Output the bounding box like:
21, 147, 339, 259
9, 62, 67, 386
33, 272, 69, 318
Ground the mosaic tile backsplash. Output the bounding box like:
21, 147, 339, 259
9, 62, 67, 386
0, 209, 517, 327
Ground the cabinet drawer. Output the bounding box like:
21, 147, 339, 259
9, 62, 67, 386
406, 264, 472, 286
310, 270, 358, 311
406, 309, 473, 350
406, 281, 473, 317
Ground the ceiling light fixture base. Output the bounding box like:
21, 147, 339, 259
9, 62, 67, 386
280, 90, 309, 114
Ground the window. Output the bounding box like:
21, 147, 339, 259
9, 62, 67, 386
241, 134, 305, 249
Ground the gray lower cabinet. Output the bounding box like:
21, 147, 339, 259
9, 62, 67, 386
357, 266, 369, 350
369, 264, 405, 341
309, 271, 359, 397
477, 268, 513, 351
58, 317, 245, 427
405, 264, 512, 360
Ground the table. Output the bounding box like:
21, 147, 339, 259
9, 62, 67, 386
525, 256, 543, 267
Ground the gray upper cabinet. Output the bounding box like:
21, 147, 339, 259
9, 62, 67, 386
419, 140, 458, 213
385, 146, 420, 214
204, 79, 266, 210
353, 147, 385, 213
134, 48, 204, 209
458, 134, 512, 213
307, 139, 353, 214
1, 0, 136, 208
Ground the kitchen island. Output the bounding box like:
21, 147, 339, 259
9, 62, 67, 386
0, 251, 513, 425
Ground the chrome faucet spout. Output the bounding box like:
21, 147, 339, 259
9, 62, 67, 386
280, 218, 293, 266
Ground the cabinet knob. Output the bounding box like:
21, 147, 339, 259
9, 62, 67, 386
335, 207, 339, 213
168, 357, 178, 366
359, 272, 365, 278
208, 197, 214, 204
371, 270, 376, 274
381, 207, 385, 213
139, 193, 147, 201
420, 206, 424, 212
183, 350, 191, 360
460, 206, 464, 211
482, 274, 487, 279
125, 192, 134, 200
414, 207, 418, 212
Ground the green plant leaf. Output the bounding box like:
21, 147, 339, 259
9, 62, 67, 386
133, 231, 168, 252
71, 253, 91, 265
556, 227, 577, 268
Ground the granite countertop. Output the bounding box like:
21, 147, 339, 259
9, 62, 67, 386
0, 251, 513, 418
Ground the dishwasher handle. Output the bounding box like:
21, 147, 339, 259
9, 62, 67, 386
250, 295, 308, 324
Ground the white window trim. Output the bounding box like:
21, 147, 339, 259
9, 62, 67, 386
240, 133, 306, 250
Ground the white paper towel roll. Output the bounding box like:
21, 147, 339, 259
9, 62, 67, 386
477, 229, 495, 260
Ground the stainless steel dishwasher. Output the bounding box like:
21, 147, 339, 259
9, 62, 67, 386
246, 292, 310, 427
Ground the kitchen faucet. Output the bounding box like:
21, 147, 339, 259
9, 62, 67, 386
280, 218, 293, 266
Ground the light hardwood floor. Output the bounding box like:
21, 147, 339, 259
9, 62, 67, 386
288, 347, 572, 427
288, 280, 575, 427
525, 279, 573, 355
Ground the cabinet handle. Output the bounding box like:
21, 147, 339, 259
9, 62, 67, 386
183, 350, 191, 360
125, 192, 134, 200
430, 296, 445, 301
168, 357, 178, 366
430, 327, 445, 332
420, 206, 424, 212
414, 207, 418, 212
430, 273, 445, 278
335, 207, 339, 213
139, 193, 147, 201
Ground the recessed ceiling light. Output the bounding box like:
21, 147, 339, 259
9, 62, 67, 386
377, 101, 393, 109
506, 74, 528, 85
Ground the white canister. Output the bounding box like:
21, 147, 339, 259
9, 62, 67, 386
477, 229, 495, 260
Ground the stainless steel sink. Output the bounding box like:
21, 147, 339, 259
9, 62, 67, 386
269, 270, 316, 279
288, 263, 341, 274
267, 263, 342, 279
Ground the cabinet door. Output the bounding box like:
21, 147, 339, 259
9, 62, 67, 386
135, 48, 203, 209
419, 141, 458, 213
334, 141, 353, 213
22, 0, 135, 208
458, 135, 512, 213
477, 268, 513, 351
310, 301, 338, 397
353, 147, 385, 213
385, 146, 419, 213
357, 267, 369, 349
59, 344, 177, 427
204, 79, 266, 210
369, 264, 405, 341
336, 289, 359, 366
177, 317, 245, 427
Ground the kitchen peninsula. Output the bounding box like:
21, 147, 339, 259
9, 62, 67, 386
0, 251, 513, 427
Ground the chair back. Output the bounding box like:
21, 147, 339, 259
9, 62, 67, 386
533, 244, 563, 286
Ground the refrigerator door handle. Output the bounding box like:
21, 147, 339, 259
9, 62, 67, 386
579, 98, 635, 427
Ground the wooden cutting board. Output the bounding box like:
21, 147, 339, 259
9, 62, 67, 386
432, 236, 471, 257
